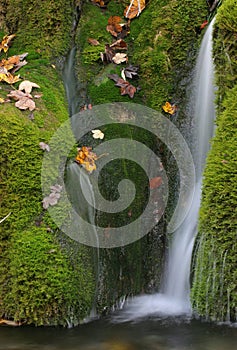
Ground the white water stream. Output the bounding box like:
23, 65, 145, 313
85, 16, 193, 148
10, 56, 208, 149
115, 19, 216, 322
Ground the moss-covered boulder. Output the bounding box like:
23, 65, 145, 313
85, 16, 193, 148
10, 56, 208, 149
0, 0, 95, 326
191, 0, 237, 322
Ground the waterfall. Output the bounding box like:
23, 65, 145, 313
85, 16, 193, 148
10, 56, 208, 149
114, 19, 216, 322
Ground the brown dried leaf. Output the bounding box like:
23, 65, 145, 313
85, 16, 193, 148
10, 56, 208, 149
15, 97, 35, 111
110, 39, 128, 50
120, 83, 136, 98
101, 44, 115, 63
7, 90, 32, 101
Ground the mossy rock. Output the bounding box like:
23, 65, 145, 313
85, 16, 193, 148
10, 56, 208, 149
191, 0, 237, 321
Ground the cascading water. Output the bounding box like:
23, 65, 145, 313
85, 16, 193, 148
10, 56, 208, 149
115, 19, 216, 322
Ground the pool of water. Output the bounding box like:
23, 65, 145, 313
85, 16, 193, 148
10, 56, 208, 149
0, 316, 236, 350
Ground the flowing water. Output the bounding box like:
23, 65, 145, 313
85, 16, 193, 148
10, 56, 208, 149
113, 19, 216, 322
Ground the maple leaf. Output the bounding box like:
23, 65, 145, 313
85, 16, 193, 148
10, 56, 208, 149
92, 129, 105, 139
0, 34, 16, 53
75, 146, 98, 173
124, 0, 146, 19
18, 80, 40, 94
108, 74, 136, 98
162, 101, 177, 115
15, 97, 35, 111
0, 72, 21, 84
106, 16, 130, 39
112, 52, 128, 64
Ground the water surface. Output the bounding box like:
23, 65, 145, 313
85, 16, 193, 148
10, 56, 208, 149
0, 317, 236, 350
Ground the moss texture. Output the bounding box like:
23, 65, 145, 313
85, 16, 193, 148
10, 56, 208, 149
74, 0, 208, 311
0, 0, 95, 326
191, 0, 237, 322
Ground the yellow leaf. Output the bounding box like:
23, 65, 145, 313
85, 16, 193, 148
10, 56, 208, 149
0, 97, 5, 103
2, 73, 21, 84
162, 101, 177, 115
75, 146, 98, 173
0, 34, 16, 53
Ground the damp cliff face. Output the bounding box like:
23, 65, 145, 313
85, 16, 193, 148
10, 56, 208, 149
74, 0, 208, 312
191, 0, 237, 322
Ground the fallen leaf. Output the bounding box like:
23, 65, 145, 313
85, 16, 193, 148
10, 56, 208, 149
121, 68, 126, 81
110, 39, 128, 50
88, 38, 100, 46
39, 142, 50, 152
108, 74, 137, 98
0, 73, 21, 84
124, 65, 139, 79
106, 16, 123, 37
75, 146, 98, 173
18, 80, 40, 94
0, 34, 16, 53
7, 90, 32, 101
42, 185, 62, 209
100, 44, 115, 63
11, 59, 28, 73
149, 177, 162, 189
162, 101, 177, 115
92, 129, 105, 139
124, 0, 146, 19
120, 83, 136, 98
15, 97, 35, 111
0, 97, 4, 103
112, 52, 127, 64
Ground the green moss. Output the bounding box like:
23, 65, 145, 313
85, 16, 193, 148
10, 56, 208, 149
3, 227, 94, 326
0, 1, 95, 325
4, 0, 74, 58
191, 0, 237, 321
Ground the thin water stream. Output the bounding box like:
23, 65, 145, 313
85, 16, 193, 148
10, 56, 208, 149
114, 19, 216, 322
